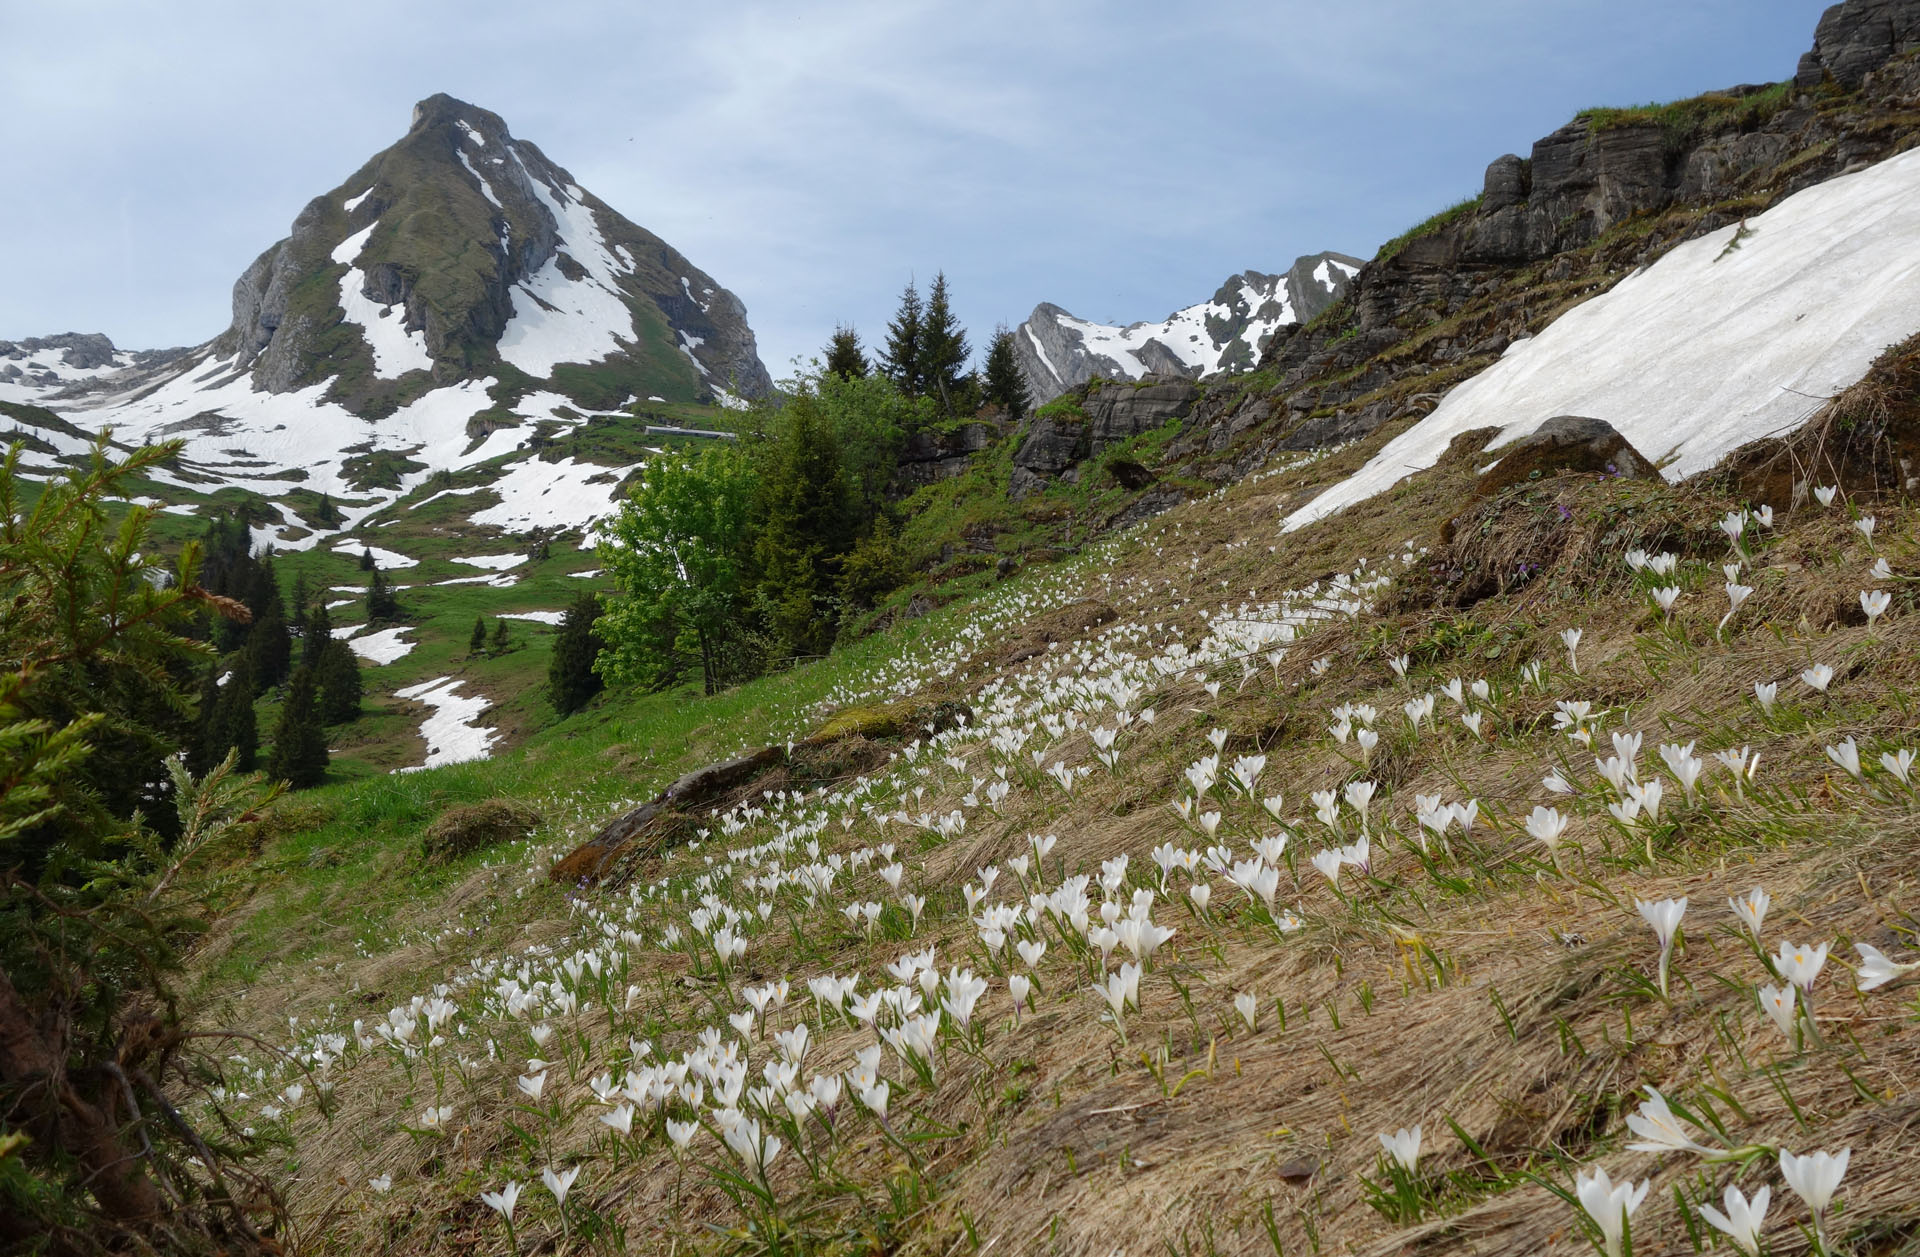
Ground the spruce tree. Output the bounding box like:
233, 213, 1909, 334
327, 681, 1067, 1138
753, 402, 860, 660
214, 657, 258, 771
916, 271, 971, 415
268, 664, 328, 788
469, 616, 487, 655
824, 325, 868, 379
983, 324, 1031, 420
304, 601, 333, 669
366, 567, 400, 623
245, 596, 291, 693
288, 569, 310, 635
490, 619, 511, 655
880, 280, 924, 397
548, 592, 606, 715
358, 547, 375, 572
188, 664, 222, 776
316, 638, 363, 725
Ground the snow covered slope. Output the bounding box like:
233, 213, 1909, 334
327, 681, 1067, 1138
1015, 254, 1361, 405
1284, 145, 1920, 532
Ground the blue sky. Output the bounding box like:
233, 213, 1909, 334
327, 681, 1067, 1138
3, 0, 1824, 379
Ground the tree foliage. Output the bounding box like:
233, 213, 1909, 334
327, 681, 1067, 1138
548, 591, 606, 715
0, 437, 284, 1252
917, 271, 971, 413
597, 442, 756, 695
983, 323, 1031, 420
824, 325, 868, 380
880, 279, 924, 398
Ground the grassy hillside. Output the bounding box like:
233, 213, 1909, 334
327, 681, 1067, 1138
182, 401, 1920, 1255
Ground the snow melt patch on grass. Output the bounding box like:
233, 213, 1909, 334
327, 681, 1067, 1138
434, 572, 521, 588
1286, 145, 1920, 532
451, 553, 525, 571
332, 541, 419, 568
469, 455, 636, 532
393, 677, 498, 771
497, 610, 565, 625
347, 626, 415, 665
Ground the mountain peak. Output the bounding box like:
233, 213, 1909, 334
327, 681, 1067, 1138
1013, 252, 1361, 404
212, 96, 769, 412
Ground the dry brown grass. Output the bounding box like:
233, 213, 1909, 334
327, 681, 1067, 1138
210, 425, 1920, 1257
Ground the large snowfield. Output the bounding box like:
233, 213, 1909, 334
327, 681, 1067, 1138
1286, 146, 1920, 531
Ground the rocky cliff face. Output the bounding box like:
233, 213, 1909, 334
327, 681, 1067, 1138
1012, 254, 1362, 406
216, 94, 770, 413
990, 0, 1920, 536
1236, 0, 1920, 458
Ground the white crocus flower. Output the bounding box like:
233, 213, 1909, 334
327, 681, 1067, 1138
1574, 1165, 1649, 1257
1779, 1148, 1849, 1246
1697, 1183, 1770, 1257
1624, 1087, 1714, 1156
1860, 588, 1891, 627
1636, 897, 1686, 996
1801, 664, 1834, 692
1853, 942, 1920, 991
1728, 886, 1768, 940
541, 1165, 580, 1207
1757, 983, 1798, 1039
1377, 1125, 1421, 1173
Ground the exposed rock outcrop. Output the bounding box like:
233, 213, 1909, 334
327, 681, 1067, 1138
1470, 416, 1662, 498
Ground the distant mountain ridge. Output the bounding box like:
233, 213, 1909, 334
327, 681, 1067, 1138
1013, 252, 1362, 405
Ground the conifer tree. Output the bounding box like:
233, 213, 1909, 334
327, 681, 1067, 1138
366, 567, 400, 623
358, 548, 375, 572
469, 616, 487, 655
288, 569, 310, 635
213, 657, 258, 771
824, 325, 868, 379
983, 324, 1031, 420
548, 592, 606, 715
315, 637, 363, 725
188, 664, 222, 776
245, 596, 291, 693
917, 271, 971, 414
304, 601, 333, 669
880, 280, 924, 397
753, 401, 860, 660
490, 618, 511, 655
268, 664, 328, 788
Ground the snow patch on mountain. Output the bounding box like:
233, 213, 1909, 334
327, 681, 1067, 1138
496, 156, 638, 377
1014, 253, 1363, 405
349, 626, 416, 665
1285, 146, 1920, 532
394, 676, 498, 770
469, 455, 636, 532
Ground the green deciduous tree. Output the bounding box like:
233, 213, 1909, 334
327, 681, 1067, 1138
548, 591, 606, 715
597, 442, 755, 695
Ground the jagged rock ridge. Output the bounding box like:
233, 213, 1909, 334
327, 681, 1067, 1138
1013, 253, 1362, 405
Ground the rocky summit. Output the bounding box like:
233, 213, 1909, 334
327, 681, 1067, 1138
1012, 252, 1362, 405
0, 95, 771, 552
